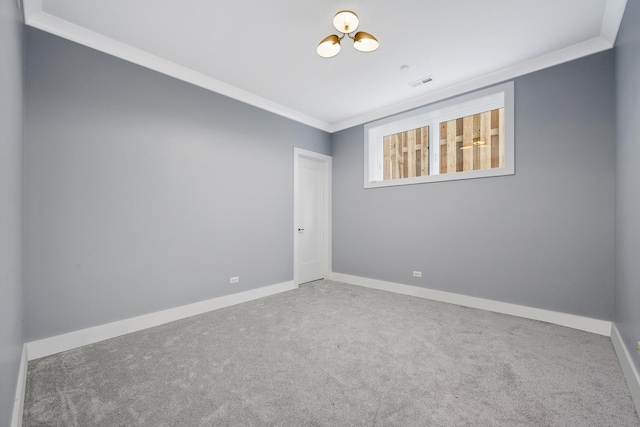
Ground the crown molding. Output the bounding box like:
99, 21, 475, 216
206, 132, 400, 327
328, 35, 613, 132
24, 0, 626, 134
601, 0, 628, 45
23, 3, 332, 132
22, 0, 40, 21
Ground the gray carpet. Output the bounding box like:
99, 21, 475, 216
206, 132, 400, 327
23, 280, 640, 426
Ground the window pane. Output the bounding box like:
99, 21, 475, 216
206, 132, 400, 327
382, 126, 429, 181
439, 108, 504, 175
364, 82, 512, 188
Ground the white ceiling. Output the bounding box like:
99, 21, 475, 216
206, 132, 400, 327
23, 0, 627, 132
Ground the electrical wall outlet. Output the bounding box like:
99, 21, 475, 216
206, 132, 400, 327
230, 276, 239, 284
413, 271, 422, 278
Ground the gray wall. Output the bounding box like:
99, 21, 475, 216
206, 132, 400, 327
332, 51, 615, 320
615, 0, 640, 375
0, 0, 24, 424
24, 28, 331, 341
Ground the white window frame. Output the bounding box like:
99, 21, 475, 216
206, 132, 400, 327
364, 82, 515, 188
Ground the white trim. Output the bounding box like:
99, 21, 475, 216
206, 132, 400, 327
601, 0, 628, 45
21, 0, 40, 21
22, 7, 331, 132
27, 280, 296, 360
11, 344, 28, 427
293, 148, 332, 286
23, 1, 622, 133
364, 82, 514, 188
611, 324, 640, 414
329, 37, 612, 133
330, 273, 612, 336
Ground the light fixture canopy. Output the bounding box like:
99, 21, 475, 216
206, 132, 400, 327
317, 10, 378, 57
333, 10, 359, 34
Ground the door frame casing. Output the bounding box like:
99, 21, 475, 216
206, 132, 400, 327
293, 148, 332, 287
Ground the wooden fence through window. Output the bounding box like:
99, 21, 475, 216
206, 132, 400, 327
440, 108, 504, 174
381, 108, 504, 181
382, 126, 429, 180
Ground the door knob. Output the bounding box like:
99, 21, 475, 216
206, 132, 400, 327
298, 228, 304, 232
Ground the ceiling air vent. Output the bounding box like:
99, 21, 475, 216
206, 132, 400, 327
409, 76, 433, 88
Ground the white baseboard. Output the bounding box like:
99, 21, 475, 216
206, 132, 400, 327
11, 344, 28, 427
330, 273, 612, 336
611, 324, 640, 414
27, 280, 297, 360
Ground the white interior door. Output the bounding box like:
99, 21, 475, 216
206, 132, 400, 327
297, 157, 324, 284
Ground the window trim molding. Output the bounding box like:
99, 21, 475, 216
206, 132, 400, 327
364, 82, 515, 188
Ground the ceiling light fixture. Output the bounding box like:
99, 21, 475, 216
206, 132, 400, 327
317, 10, 379, 58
